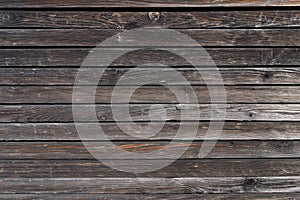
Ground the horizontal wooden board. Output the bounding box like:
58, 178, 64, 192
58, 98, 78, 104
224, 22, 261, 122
0, 68, 300, 85
1, 159, 300, 177
1, 48, 299, 66
0, 104, 299, 122
1, 11, 300, 28
1, 29, 300, 47
1, 177, 300, 194
1, 86, 299, 104
1, 122, 300, 141
1, 193, 300, 200
1, 141, 300, 159
0, 0, 299, 8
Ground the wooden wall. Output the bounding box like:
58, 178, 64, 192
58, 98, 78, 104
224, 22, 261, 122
0, 0, 300, 199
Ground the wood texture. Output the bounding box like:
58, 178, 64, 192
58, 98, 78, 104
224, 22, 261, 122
1, 193, 300, 200
1, 11, 300, 28
0, 0, 299, 8
1, 141, 300, 159
1, 86, 300, 104
1, 122, 300, 141
1, 48, 299, 66
0, 104, 300, 122
1, 1, 300, 198
0, 68, 299, 85
1, 177, 300, 194
1, 29, 300, 47
1, 159, 300, 178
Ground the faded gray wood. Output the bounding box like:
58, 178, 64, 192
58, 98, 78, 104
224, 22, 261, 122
1, 29, 300, 47
1, 159, 300, 177
1, 177, 300, 194
1, 193, 300, 200
0, 86, 299, 104
1, 141, 299, 159
0, 68, 299, 85
0, 158, 300, 178
1, 11, 300, 28
0, 0, 299, 8
1, 122, 300, 141
1, 48, 298, 66
0, 104, 299, 122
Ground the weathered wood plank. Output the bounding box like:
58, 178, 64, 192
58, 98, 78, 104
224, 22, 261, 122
0, 0, 299, 8
1, 48, 298, 66
1, 159, 300, 177
1, 141, 299, 159
0, 68, 299, 85
1, 11, 299, 28
1, 122, 300, 141
1, 177, 300, 194
1, 29, 300, 46
1, 86, 299, 104
0, 104, 299, 122
1, 193, 300, 200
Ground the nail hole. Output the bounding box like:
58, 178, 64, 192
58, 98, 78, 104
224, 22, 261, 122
148, 12, 160, 21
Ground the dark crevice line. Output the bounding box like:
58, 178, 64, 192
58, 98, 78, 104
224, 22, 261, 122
0, 6, 299, 12
0, 120, 299, 124
1, 158, 299, 161
0, 65, 299, 68
0, 84, 300, 86
2, 139, 300, 142
0, 102, 299, 105
1, 27, 300, 30
0, 46, 299, 49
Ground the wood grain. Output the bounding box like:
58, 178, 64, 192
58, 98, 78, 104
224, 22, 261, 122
1, 122, 300, 141
1, 48, 299, 66
1, 141, 299, 159
1, 29, 300, 47
0, 68, 299, 86
1, 193, 300, 200
0, 86, 299, 104
1, 1, 300, 197
1, 177, 300, 194
0, 0, 299, 8
1, 159, 300, 177
1, 11, 299, 28
0, 104, 300, 122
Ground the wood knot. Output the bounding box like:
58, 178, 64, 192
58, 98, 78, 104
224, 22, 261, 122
247, 112, 255, 118
148, 12, 161, 21
243, 178, 259, 192
263, 72, 273, 80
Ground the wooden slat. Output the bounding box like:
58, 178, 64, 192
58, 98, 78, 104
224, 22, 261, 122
0, 68, 300, 86
0, 104, 299, 122
1, 159, 300, 177
1, 193, 300, 200
1, 141, 299, 159
1, 48, 299, 66
1, 29, 300, 47
1, 177, 300, 194
1, 122, 300, 141
1, 11, 300, 28
0, 0, 299, 8
0, 86, 299, 104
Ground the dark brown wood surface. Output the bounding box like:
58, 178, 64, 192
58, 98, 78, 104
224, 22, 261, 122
1, 48, 299, 66
1, 29, 300, 46
1, 11, 300, 28
0, 0, 299, 8
1, 1, 300, 199
1, 122, 300, 140
0, 68, 299, 85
